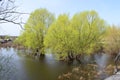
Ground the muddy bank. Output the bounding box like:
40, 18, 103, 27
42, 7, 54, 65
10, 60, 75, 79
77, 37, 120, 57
58, 64, 116, 80
0, 41, 25, 50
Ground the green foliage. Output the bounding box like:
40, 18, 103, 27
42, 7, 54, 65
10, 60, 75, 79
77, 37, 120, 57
17, 8, 54, 54
71, 10, 107, 55
17, 9, 107, 60
44, 10, 107, 59
44, 14, 77, 59
104, 26, 120, 54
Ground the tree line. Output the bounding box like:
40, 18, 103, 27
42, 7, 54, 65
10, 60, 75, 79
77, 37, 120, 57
15, 8, 120, 62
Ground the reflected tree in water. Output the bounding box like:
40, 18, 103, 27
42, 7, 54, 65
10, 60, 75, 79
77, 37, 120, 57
0, 49, 16, 80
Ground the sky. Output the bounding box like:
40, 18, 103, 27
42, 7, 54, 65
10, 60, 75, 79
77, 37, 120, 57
0, 0, 120, 36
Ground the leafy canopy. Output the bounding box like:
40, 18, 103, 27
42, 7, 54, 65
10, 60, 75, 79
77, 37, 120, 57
16, 8, 54, 54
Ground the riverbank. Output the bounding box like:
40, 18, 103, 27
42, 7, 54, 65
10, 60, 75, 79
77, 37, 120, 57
58, 64, 117, 80
105, 71, 120, 80
0, 41, 25, 50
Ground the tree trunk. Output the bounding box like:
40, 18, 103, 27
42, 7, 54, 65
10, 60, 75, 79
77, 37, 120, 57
76, 54, 82, 63
67, 52, 74, 63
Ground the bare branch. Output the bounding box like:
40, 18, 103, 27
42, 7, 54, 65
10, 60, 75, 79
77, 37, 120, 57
0, 0, 29, 30
0, 17, 24, 29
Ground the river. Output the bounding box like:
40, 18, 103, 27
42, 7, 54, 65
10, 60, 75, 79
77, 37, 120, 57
0, 48, 75, 80
0, 48, 115, 80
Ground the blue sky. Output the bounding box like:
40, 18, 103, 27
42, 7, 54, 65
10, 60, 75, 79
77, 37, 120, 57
0, 0, 120, 36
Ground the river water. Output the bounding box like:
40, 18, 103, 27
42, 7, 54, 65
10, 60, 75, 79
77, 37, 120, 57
0, 48, 75, 80
0, 48, 115, 80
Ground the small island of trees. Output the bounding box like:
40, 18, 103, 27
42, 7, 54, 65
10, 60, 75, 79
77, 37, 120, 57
15, 8, 120, 63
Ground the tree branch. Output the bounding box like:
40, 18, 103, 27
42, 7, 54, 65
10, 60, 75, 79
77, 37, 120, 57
0, 0, 29, 30
0, 17, 24, 29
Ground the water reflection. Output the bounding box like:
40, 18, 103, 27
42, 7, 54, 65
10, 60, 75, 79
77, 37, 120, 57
0, 48, 29, 80
94, 53, 110, 79
22, 54, 73, 80
0, 48, 73, 80
0, 48, 16, 80
0, 48, 115, 80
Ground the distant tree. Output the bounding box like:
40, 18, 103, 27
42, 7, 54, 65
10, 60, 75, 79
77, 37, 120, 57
104, 26, 120, 55
103, 26, 120, 71
17, 8, 54, 56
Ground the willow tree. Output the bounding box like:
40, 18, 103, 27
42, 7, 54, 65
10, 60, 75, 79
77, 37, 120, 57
44, 11, 107, 62
104, 26, 120, 55
71, 11, 106, 56
44, 14, 77, 61
17, 8, 54, 55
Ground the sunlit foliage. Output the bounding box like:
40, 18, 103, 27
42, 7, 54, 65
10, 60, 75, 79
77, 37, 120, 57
104, 26, 120, 55
17, 9, 107, 61
16, 8, 54, 55
44, 11, 107, 60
